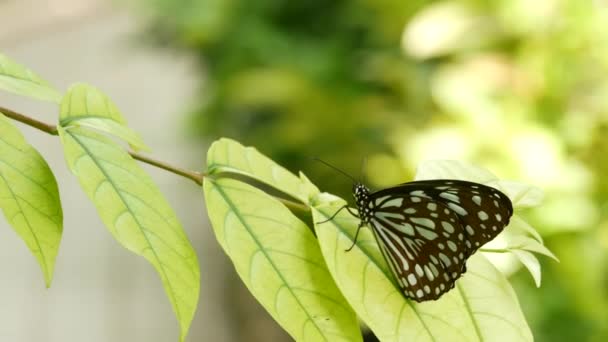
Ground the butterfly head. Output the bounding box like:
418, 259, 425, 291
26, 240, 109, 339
353, 183, 372, 222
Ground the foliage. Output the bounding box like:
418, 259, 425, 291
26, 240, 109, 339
139, 0, 608, 339
0, 52, 555, 340
204, 138, 550, 341
0, 54, 199, 342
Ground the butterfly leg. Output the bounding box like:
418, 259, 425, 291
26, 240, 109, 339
345, 222, 365, 252
316, 205, 359, 224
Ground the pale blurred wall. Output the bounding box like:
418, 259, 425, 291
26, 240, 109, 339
0, 1, 236, 341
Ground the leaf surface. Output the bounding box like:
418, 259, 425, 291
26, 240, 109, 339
206, 138, 319, 204
0, 113, 63, 286
58, 126, 198, 342
60, 84, 148, 151
0, 53, 61, 102
204, 177, 361, 342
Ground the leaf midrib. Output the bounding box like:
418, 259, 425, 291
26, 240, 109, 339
66, 129, 182, 322
210, 179, 328, 341
457, 284, 482, 341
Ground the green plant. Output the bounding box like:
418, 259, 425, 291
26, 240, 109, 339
0, 52, 554, 341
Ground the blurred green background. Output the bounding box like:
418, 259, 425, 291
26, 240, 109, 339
136, 0, 608, 340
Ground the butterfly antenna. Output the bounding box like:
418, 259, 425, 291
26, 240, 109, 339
312, 158, 357, 183
359, 156, 368, 184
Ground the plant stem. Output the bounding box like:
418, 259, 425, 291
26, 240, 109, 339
1, 105, 311, 213
0, 106, 207, 185
130, 151, 204, 186
0, 106, 58, 135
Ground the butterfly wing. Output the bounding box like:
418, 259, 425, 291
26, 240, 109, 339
389, 180, 513, 256
367, 179, 513, 301
368, 195, 467, 301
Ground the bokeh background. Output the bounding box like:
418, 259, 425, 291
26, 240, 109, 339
1, 0, 607, 341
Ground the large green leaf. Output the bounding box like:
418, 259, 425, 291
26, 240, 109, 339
58, 126, 199, 342
312, 202, 533, 342
206, 138, 319, 204
59, 83, 148, 151
0, 53, 62, 103
204, 177, 361, 342
0, 113, 63, 287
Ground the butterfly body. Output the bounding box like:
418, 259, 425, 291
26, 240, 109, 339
351, 179, 513, 302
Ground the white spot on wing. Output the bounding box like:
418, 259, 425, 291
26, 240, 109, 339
424, 265, 434, 281
441, 221, 455, 233
472, 195, 481, 205
448, 202, 468, 216
375, 195, 391, 204
447, 241, 457, 251
439, 253, 451, 266
408, 273, 417, 286
375, 212, 405, 220
440, 192, 460, 203
416, 227, 438, 240
411, 217, 436, 229
478, 211, 489, 221
465, 225, 474, 235
381, 197, 404, 208
373, 217, 415, 236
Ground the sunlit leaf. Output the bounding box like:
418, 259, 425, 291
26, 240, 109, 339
498, 180, 544, 209
59, 83, 149, 151
313, 202, 533, 341
507, 235, 558, 261
508, 215, 543, 243
58, 126, 199, 342
0, 113, 63, 287
204, 178, 361, 341
206, 138, 319, 204
0, 53, 62, 103
511, 250, 542, 287
415, 159, 499, 184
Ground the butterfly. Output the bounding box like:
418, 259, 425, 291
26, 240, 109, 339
316, 159, 513, 302
348, 179, 513, 301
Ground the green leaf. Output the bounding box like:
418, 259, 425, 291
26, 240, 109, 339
312, 202, 533, 342
415, 159, 500, 184
203, 177, 362, 342
502, 234, 558, 261
511, 250, 542, 287
0, 113, 62, 287
509, 215, 544, 243
206, 138, 319, 204
59, 83, 149, 151
0, 53, 62, 103
498, 180, 544, 208
57, 126, 199, 342
415, 160, 544, 209
483, 226, 557, 262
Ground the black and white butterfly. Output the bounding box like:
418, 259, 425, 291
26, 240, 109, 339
321, 172, 513, 302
